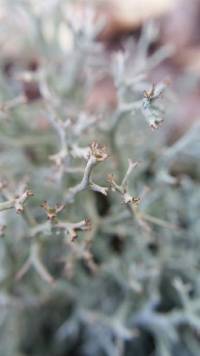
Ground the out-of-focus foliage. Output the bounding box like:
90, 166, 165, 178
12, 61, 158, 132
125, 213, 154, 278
0, 1, 200, 356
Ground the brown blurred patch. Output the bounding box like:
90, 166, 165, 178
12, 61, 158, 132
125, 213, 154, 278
172, 47, 200, 73
86, 76, 118, 114
160, 0, 200, 51
166, 89, 200, 145
95, 0, 175, 41
23, 81, 42, 103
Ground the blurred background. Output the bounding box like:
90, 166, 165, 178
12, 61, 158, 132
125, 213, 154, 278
1, 0, 200, 140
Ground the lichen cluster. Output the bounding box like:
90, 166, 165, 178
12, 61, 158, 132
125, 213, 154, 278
0, 1, 200, 356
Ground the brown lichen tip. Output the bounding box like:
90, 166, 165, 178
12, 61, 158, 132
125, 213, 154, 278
107, 173, 115, 184
143, 83, 156, 101
132, 197, 140, 207
26, 190, 34, 197
70, 230, 78, 242
41, 201, 64, 221
84, 218, 92, 231
69, 219, 92, 242
89, 141, 108, 162
150, 118, 164, 130
107, 173, 119, 192
16, 208, 23, 214
144, 79, 170, 102
15, 189, 34, 214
